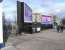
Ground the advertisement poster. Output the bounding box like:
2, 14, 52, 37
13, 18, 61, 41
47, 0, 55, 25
41, 15, 53, 24
24, 3, 32, 23
0, 7, 3, 44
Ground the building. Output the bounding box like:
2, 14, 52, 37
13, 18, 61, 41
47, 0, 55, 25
32, 13, 41, 23
32, 13, 42, 32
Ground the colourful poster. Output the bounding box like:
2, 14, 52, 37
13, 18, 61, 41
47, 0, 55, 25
24, 3, 32, 23
0, 6, 3, 44
41, 15, 52, 24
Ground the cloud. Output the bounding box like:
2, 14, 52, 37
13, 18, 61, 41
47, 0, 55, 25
40, 0, 65, 15
32, 8, 51, 15
2, 0, 65, 20
17, 0, 24, 2
3, 0, 17, 21
0, 4, 3, 17
50, 2, 65, 14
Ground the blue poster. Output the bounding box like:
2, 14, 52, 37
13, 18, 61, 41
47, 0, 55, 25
24, 3, 32, 23
41, 15, 52, 24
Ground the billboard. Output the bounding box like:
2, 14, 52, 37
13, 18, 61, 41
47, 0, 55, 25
0, 7, 3, 46
41, 15, 53, 24
24, 3, 32, 23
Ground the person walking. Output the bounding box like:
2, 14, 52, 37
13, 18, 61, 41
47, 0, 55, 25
56, 21, 61, 32
60, 23, 64, 32
57, 22, 64, 33
57, 24, 60, 32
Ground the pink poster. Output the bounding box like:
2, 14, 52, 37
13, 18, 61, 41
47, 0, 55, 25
41, 15, 52, 24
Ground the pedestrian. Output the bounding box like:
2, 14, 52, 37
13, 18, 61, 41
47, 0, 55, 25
56, 22, 61, 32
60, 23, 64, 32
57, 25, 60, 32
57, 22, 64, 33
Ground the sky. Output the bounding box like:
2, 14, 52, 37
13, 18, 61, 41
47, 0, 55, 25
24, 0, 65, 17
0, 0, 65, 22
0, 3, 3, 18
1, 0, 17, 22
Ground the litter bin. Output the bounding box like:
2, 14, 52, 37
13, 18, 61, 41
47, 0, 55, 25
32, 22, 41, 33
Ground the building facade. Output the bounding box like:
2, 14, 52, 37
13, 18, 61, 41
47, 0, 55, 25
32, 13, 41, 23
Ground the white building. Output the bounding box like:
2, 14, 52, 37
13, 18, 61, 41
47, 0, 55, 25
32, 13, 42, 23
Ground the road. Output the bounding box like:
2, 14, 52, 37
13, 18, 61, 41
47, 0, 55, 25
1, 29, 65, 50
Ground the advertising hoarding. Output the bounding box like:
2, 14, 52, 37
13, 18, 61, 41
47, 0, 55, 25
24, 3, 32, 23
0, 7, 4, 48
41, 15, 53, 24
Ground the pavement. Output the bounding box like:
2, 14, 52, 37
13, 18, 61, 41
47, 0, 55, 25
1, 29, 65, 50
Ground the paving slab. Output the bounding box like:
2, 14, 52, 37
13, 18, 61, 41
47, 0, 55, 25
1, 29, 65, 50
1, 46, 18, 50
